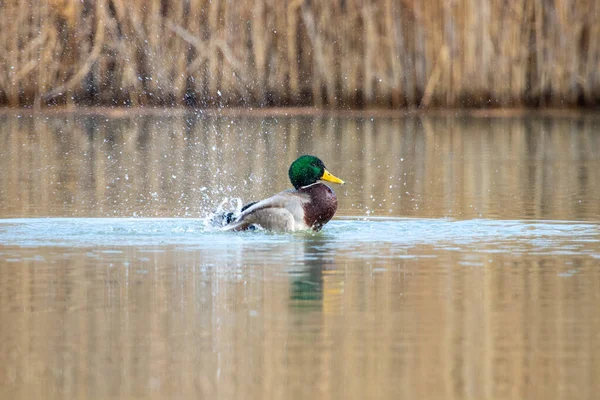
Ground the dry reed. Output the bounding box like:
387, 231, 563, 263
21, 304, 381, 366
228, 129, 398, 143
0, 0, 598, 108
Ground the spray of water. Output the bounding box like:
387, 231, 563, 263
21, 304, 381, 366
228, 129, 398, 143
203, 196, 245, 230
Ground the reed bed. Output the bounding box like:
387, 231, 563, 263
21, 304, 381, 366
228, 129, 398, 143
0, 0, 599, 108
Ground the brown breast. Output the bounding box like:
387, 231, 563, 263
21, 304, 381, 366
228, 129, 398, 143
299, 183, 338, 231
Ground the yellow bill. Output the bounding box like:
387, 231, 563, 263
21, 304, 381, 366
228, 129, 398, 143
321, 169, 345, 185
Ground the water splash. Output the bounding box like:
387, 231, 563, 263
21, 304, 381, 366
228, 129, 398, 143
203, 197, 245, 230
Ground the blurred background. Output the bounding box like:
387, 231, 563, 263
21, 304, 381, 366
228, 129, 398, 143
1, 0, 599, 109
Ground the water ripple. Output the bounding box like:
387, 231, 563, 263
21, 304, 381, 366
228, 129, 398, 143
0, 217, 598, 257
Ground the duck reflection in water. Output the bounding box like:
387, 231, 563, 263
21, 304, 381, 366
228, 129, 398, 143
289, 235, 338, 310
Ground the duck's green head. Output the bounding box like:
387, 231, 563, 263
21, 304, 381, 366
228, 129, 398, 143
288, 155, 345, 189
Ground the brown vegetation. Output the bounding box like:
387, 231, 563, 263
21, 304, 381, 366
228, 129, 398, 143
0, 0, 599, 108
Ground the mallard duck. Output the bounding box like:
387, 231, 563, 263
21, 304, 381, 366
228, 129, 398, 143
222, 155, 344, 232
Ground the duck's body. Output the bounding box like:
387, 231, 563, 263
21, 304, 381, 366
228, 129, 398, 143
221, 155, 344, 233
223, 182, 337, 232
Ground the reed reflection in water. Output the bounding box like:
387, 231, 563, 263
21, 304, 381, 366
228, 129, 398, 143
0, 111, 599, 400
0, 238, 599, 400
0, 111, 599, 220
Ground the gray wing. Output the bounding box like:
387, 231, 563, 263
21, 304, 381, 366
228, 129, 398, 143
222, 191, 308, 232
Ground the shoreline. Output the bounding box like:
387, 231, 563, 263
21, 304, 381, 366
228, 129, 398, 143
0, 106, 599, 119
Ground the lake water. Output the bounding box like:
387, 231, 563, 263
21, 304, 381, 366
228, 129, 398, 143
1, 110, 599, 400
